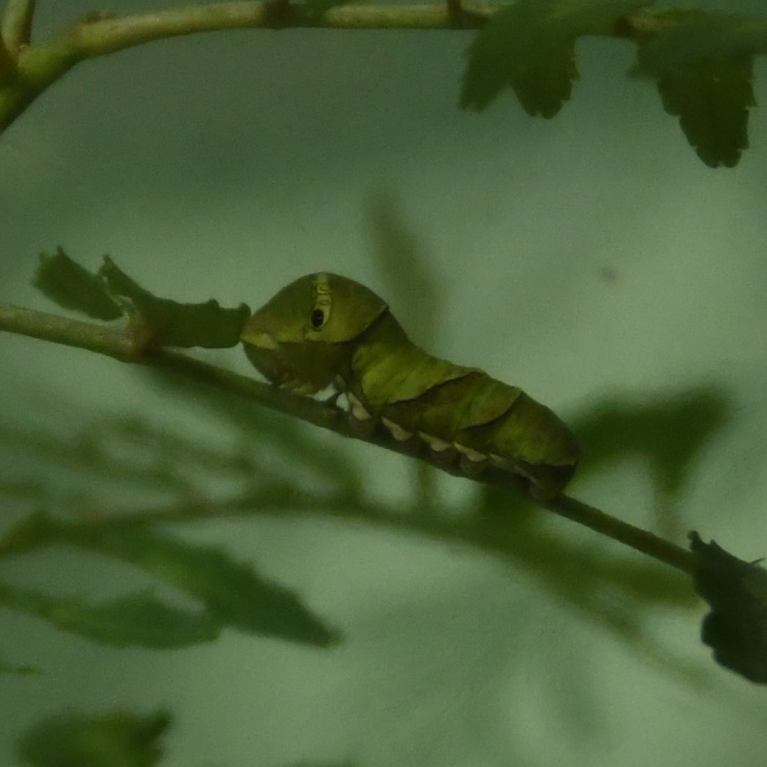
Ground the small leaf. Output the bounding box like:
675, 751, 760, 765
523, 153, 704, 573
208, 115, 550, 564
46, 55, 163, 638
17, 709, 170, 767
33, 249, 123, 320
689, 532, 767, 684
637, 14, 765, 167
0, 580, 221, 648
461, 0, 647, 116
98, 256, 250, 348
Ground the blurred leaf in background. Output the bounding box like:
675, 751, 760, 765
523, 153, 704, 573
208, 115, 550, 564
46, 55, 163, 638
17, 710, 170, 767
572, 386, 731, 535
0, 580, 222, 649
366, 192, 440, 506
1, 512, 340, 648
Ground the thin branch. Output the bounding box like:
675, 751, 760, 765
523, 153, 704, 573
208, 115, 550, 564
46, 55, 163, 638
1, 0, 35, 57
0, 2, 680, 133
0, 302, 697, 574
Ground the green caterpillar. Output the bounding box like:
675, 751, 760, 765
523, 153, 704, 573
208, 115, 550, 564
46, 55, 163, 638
241, 272, 579, 499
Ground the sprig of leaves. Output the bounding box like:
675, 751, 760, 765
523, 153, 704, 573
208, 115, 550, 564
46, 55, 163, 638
461, 0, 648, 116
636, 12, 766, 167
461, 0, 767, 167
17, 710, 171, 767
689, 532, 767, 684
34, 249, 250, 348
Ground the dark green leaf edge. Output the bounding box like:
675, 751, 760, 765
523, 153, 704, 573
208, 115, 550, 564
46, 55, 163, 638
32, 249, 251, 348
689, 531, 767, 684
33, 248, 123, 321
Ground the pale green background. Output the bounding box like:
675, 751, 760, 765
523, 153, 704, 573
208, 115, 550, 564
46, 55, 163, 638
1, 1, 767, 765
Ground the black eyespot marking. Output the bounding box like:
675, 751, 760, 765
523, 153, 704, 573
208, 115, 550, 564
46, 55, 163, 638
310, 308, 326, 329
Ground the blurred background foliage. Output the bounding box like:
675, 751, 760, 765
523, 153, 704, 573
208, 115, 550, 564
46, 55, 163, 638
2, 1, 767, 766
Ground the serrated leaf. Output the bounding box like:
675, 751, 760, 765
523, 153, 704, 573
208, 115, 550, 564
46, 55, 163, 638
637, 14, 765, 167
98, 256, 250, 348
0, 580, 221, 648
461, 0, 647, 116
33, 249, 123, 320
689, 532, 767, 684
17, 710, 170, 767
6, 514, 340, 647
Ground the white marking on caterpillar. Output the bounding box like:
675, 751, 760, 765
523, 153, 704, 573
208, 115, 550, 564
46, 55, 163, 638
418, 432, 451, 452
312, 274, 333, 323
382, 417, 413, 442
453, 443, 486, 462
347, 393, 372, 421
248, 331, 278, 350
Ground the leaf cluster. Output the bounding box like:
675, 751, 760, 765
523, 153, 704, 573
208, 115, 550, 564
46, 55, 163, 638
461, 1, 767, 167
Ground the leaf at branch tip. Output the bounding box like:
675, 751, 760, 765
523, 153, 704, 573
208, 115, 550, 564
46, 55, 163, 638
17, 709, 171, 767
637, 13, 766, 167
0, 580, 221, 648
33, 248, 123, 320
461, 0, 648, 117
689, 532, 767, 684
98, 256, 251, 348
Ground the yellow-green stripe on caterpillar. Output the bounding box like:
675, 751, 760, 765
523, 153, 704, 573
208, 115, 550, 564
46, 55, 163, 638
241, 273, 579, 499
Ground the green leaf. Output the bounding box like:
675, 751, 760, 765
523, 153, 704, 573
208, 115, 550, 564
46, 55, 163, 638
98, 256, 250, 348
572, 386, 730, 500
17, 710, 170, 767
0, 580, 221, 648
689, 532, 767, 684
33, 249, 123, 320
637, 13, 766, 167
461, 0, 647, 116
5, 514, 340, 648
88, 527, 340, 647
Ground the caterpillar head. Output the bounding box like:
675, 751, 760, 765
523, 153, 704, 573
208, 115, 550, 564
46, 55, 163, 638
241, 272, 387, 393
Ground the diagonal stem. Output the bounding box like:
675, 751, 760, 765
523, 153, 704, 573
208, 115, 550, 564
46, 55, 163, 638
0, 301, 697, 574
